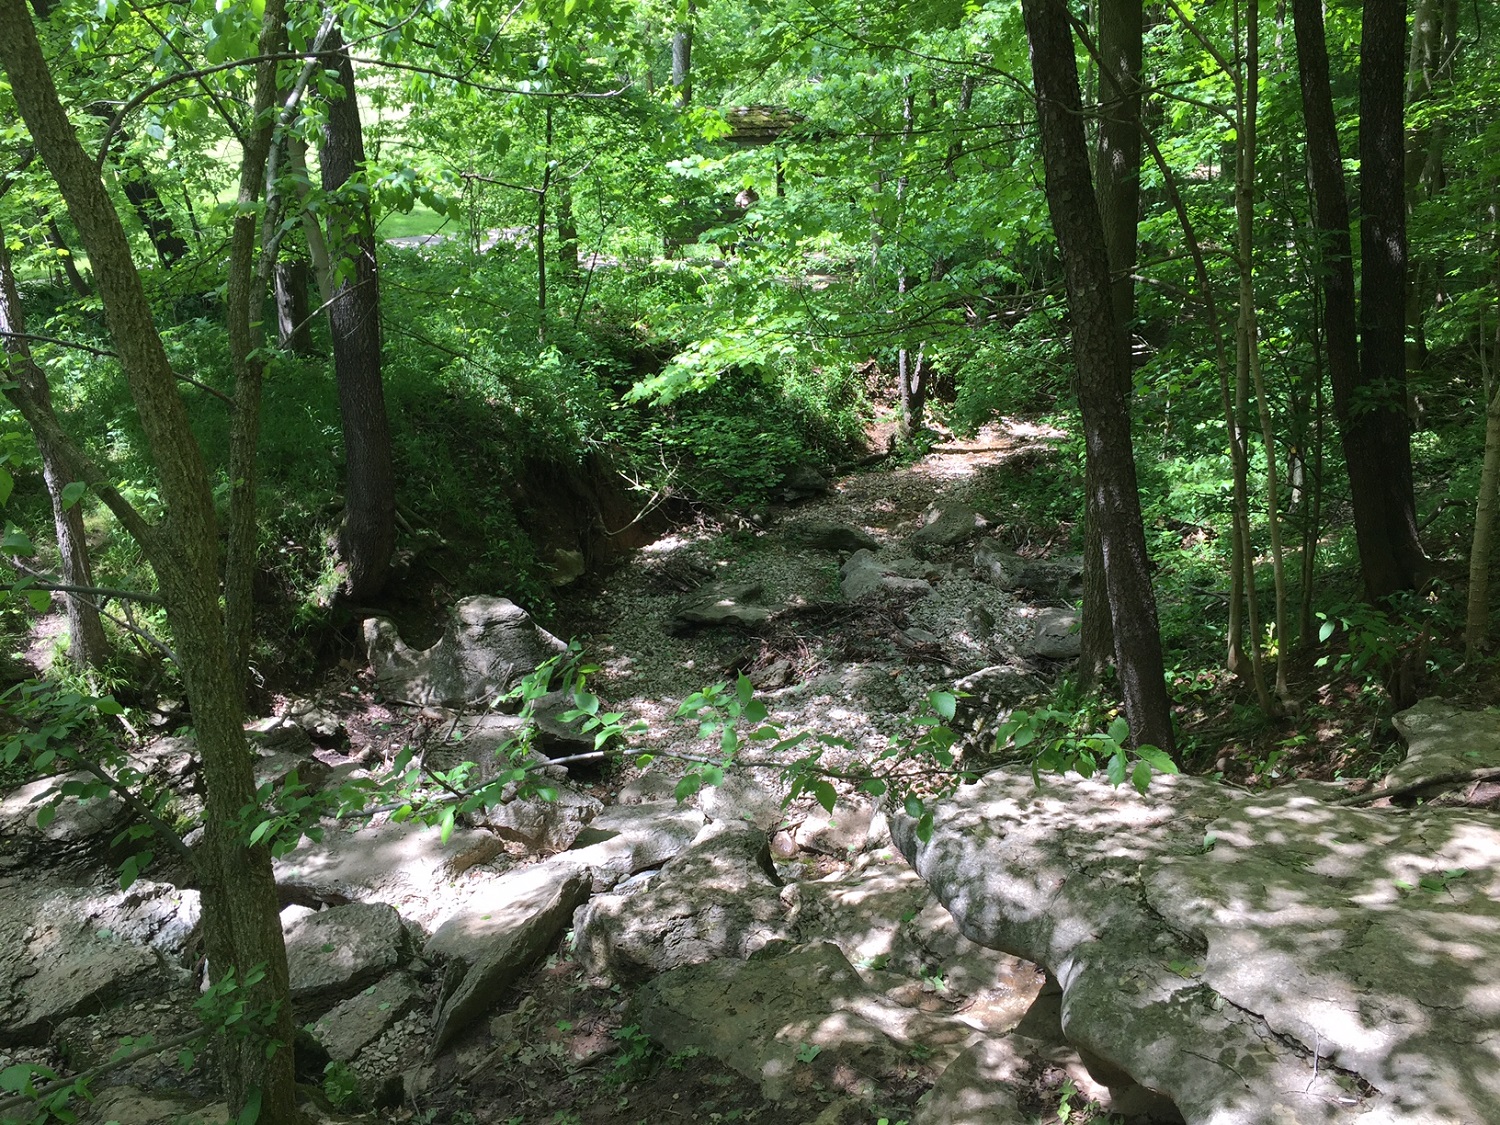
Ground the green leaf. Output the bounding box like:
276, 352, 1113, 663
95, 696, 124, 716
2, 523, 33, 554
1106, 752, 1127, 788
674, 774, 702, 802
904, 795, 924, 819
931, 691, 957, 721
812, 779, 836, 813
0, 467, 11, 507
34, 803, 57, 830
1135, 746, 1179, 774
735, 674, 754, 707
26, 589, 49, 611
1106, 717, 1130, 746
237, 1084, 263, 1125
1131, 760, 1152, 795
60, 482, 87, 509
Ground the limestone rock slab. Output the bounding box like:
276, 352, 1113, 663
429, 870, 590, 1053
364, 596, 566, 708
312, 972, 423, 1062
573, 822, 788, 983
893, 763, 1500, 1123
284, 902, 412, 1014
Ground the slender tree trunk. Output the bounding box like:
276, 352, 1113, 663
320, 29, 395, 600
1467, 364, 1500, 662
1360, 0, 1426, 589
1235, 0, 1288, 707
537, 105, 552, 342
119, 168, 189, 267
274, 258, 314, 354
0, 5, 301, 1122
896, 75, 927, 441
1292, 0, 1423, 601
41, 213, 90, 296
671, 1, 694, 109
1023, 0, 1174, 753
1080, 0, 1143, 689
0, 236, 108, 667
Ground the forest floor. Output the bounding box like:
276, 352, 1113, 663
3, 415, 1426, 1125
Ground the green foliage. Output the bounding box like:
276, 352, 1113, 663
321, 1061, 361, 1111
993, 707, 1180, 796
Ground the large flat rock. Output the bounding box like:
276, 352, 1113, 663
283, 902, 412, 1014
635, 942, 972, 1108
893, 757, 1500, 1124
0, 878, 199, 1045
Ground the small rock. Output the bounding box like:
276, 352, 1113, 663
913, 503, 984, 548
973, 540, 1027, 590
789, 521, 880, 554
1018, 607, 1082, 660
674, 582, 777, 628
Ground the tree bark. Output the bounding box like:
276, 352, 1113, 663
1291, 0, 1423, 601
671, 1, 694, 109
1080, 0, 1143, 689
1359, 0, 1426, 589
1023, 0, 1174, 753
0, 4, 302, 1122
0, 235, 108, 667
896, 75, 927, 441
41, 212, 90, 296
274, 258, 314, 355
320, 29, 395, 600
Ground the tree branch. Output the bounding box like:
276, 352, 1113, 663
1333, 767, 1500, 807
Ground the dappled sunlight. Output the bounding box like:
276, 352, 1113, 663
899, 761, 1500, 1120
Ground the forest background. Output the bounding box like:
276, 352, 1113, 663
1, 0, 1498, 1120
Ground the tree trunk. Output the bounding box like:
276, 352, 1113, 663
1023, 0, 1174, 754
896, 75, 927, 441
1079, 0, 1143, 689
1359, 0, 1426, 590
1235, 0, 1287, 707
671, 1, 694, 109
1291, 0, 1422, 601
119, 167, 189, 267
1467, 372, 1500, 662
0, 4, 301, 1122
0, 235, 108, 667
41, 212, 90, 296
274, 258, 314, 354
320, 29, 395, 601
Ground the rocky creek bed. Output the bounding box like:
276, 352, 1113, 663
5, 421, 1500, 1125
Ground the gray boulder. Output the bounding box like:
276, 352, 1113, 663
1016, 607, 1081, 660
573, 822, 788, 983
789, 521, 880, 554
312, 972, 424, 1062
0, 771, 127, 856
840, 550, 932, 601
1387, 697, 1500, 790
673, 581, 777, 628
273, 817, 503, 928
892, 758, 1500, 1124
483, 787, 602, 850
0, 878, 200, 1043
364, 596, 566, 708
913, 503, 985, 548
284, 902, 413, 1014
972, 540, 1027, 589
780, 462, 831, 502
429, 870, 591, 1053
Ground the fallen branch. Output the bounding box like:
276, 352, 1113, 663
1332, 766, 1500, 807
0, 1027, 206, 1119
